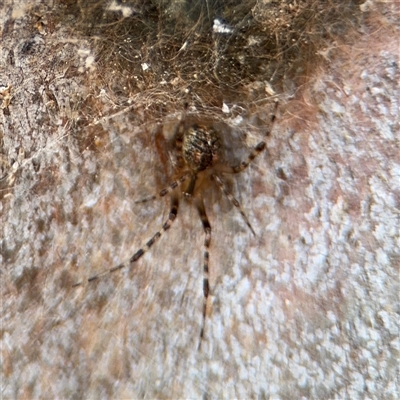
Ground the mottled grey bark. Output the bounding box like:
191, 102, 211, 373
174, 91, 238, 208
1, 1, 399, 399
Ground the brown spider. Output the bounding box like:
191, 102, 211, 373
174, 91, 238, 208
73, 102, 278, 349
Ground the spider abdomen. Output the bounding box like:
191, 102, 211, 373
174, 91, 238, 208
182, 125, 220, 172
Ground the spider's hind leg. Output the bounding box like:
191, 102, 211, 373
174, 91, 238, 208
134, 172, 190, 204
72, 193, 180, 287
213, 174, 256, 235
194, 195, 211, 350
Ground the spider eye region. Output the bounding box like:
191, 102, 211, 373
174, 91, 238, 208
182, 125, 220, 172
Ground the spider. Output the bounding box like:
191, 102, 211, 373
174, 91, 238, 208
73, 102, 278, 349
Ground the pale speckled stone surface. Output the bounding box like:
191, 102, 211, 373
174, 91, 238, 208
1, 1, 399, 399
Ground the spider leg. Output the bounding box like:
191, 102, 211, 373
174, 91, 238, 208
175, 128, 184, 168
213, 174, 256, 236
134, 172, 190, 204
72, 193, 180, 287
216, 101, 278, 174
194, 195, 211, 350
174, 102, 189, 167
183, 173, 197, 198
229, 141, 267, 174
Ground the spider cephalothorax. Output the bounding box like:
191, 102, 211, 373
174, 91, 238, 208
73, 102, 278, 349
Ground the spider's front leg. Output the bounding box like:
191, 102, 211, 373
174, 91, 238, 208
174, 102, 189, 168
217, 101, 278, 175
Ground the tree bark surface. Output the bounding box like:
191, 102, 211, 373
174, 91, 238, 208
1, 1, 399, 399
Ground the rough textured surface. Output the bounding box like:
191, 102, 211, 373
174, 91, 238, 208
1, 1, 399, 399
